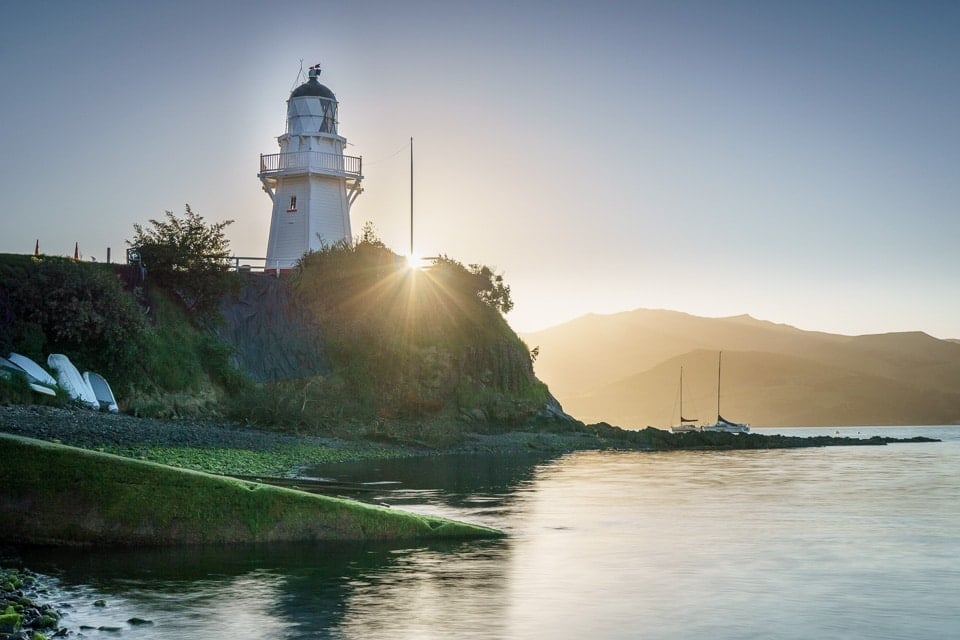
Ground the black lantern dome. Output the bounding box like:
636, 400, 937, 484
290, 66, 336, 101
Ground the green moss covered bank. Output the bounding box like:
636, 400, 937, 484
0, 434, 502, 546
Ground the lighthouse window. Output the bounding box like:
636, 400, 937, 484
287, 196, 297, 212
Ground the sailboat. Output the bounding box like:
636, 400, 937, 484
701, 351, 750, 433
670, 366, 701, 433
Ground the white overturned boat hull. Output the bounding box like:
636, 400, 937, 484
8, 352, 57, 387
83, 371, 119, 413
47, 354, 99, 409
0, 356, 57, 397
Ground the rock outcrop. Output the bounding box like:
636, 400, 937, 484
216, 274, 330, 382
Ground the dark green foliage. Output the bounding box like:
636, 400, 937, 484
0, 254, 148, 386
128, 205, 239, 317
200, 336, 248, 393
0, 372, 66, 408
0, 373, 37, 406
222, 377, 350, 433
0, 253, 246, 413
126, 288, 247, 417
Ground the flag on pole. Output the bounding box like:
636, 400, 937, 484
34, 240, 39, 256
74, 242, 79, 261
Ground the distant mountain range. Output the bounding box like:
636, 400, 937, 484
521, 309, 960, 428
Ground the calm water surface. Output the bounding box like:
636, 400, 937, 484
11, 426, 960, 639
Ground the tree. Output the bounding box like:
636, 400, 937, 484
468, 263, 514, 315
128, 205, 237, 316
427, 256, 514, 316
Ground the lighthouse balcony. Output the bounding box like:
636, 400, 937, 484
259, 151, 362, 179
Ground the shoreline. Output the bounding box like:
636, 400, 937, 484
0, 405, 620, 477
0, 405, 942, 481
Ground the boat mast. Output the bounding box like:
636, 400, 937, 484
679, 366, 697, 424
717, 351, 722, 421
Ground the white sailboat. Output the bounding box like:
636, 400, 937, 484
670, 366, 701, 433
701, 351, 750, 434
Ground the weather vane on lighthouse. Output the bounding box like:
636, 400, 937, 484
258, 63, 363, 270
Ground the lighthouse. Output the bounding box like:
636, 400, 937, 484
259, 65, 363, 269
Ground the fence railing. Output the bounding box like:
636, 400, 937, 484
126, 252, 287, 278
229, 256, 285, 276
259, 151, 362, 178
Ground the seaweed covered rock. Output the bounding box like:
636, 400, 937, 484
0, 567, 64, 639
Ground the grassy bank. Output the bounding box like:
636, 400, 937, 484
0, 434, 503, 547
102, 442, 409, 476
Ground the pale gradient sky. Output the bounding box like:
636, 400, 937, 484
2, 1, 958, 339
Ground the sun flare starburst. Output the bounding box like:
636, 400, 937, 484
405, 253, 431, 270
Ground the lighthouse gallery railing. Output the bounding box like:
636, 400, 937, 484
259, 151, 362, 178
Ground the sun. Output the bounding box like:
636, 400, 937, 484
405, 253, 431, 270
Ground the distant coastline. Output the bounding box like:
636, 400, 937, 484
523, 308, 960, 428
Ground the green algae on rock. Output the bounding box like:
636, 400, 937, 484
0, 434, 503, 546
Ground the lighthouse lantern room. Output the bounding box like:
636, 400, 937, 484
259, 64, 363, 269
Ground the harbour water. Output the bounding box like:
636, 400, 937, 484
10, 426, 960, 639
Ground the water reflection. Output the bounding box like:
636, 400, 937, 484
302, 452, 559, 530
17, 538, 515, 639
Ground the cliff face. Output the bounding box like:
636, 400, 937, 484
216, 274, 330, 383
216, 265, 570, 429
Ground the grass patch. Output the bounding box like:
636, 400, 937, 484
103, 442, 407, 477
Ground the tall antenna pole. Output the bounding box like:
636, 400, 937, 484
409, 136, 414, 256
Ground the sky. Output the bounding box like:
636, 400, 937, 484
2, 1, 959, 339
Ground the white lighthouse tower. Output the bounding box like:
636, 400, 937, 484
259, 65, 363, 269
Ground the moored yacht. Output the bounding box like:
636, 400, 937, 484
701, 351, 750, 433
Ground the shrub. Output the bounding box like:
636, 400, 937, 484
128, 205, 239, 317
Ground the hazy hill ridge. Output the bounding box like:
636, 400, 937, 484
522, 309, 960, 428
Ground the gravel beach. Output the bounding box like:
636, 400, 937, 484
0, 404, 426, 477
0, 404, 340, 452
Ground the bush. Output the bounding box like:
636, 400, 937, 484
129, 205, 239, 317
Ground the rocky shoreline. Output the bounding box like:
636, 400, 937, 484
0, 405, 941, 480
0, 405, 613, 477
0, 405, 339, 454
0, 567, 64, 640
